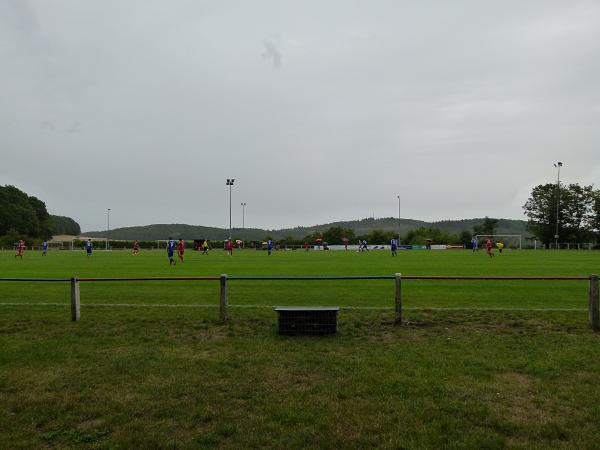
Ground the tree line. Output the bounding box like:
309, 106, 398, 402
5, 182, 598, 248
270, 222, 498, 246
523, 183, 600, 245
0, 185, 81, 244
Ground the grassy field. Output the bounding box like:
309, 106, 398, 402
1, 249, 600, 448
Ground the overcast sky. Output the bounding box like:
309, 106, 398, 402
2, 1, 599, 232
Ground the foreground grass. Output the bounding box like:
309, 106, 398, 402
1, 250, 599, 448
2, 306, 600, 449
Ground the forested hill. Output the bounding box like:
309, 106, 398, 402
84, 217, 528, 241
85, 224, 271, 241
275, 217, 528, 238
49, 215, 81, 236
0, 184, 81, 242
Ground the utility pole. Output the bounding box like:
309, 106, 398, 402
397, 195, 401, 245
106, 208, 110, 250
226, 179, 235, 237
554, 162, 563, 249
241, 202, 247, 229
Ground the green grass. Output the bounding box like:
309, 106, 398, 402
1, 248, 598, 309
1, 249, 600, 448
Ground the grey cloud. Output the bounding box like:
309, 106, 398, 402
1, 1, 599, 231
40, 121, 55, 131
262, 39, 282, 68
67, 123, 82, 133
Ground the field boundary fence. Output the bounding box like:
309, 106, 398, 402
0, 274, 598, 331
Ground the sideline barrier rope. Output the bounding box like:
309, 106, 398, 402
0, 278, 71, 282
1, 274, 597, 330
228, 275, 590, 281
0, 275, 591, 282
0, 302, 588, 312
77, 276, 220, 282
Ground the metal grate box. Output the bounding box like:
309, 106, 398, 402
275, 307, 339, 335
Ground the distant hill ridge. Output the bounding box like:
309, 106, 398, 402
84, 217, 528, 241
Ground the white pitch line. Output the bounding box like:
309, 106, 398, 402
0, 302, 587, 311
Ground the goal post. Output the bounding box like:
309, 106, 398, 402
475, 235, 522, 250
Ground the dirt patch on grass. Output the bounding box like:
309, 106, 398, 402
77, 418, 106, 431
490, 372, 553, 426
497, 372, 530, 388
397, 310, 588, 336
264, 367, 328, 393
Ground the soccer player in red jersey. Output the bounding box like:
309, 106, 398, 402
177, 239, 185, 262
225, 239, 233, 256
485, 238, 494, 258
133, 240, 139, 255
15, 239, 24, 259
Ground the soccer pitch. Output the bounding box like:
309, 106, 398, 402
1, 248, 598, 310
2, 249, 600, 448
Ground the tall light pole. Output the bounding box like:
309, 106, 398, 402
241, 202, 247, 229
106, 208, 110, 250
397, 195, 401, 245
554, 162, 563, 250
226, 179, 235, 237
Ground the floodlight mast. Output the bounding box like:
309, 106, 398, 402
397, 195, 401, 245
241, 202, 247, 229
106, 208, 110, 250
226, 179, 235, 238
554, 162, 563, 249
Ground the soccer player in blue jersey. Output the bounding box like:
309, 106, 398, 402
471, 237, 478, 253
167, 237, 176, 265
85, 239, 93, 256
390, 238, 398, 256
267, 239, 273, 256
42, 240, 48, 256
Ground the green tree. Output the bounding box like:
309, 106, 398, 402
458, 230, 472, 246
560, 184, 596, 243
27, 196, 52, 237
523, 184, 557, 245
523, 183, 599, 245
592, 194, 600, 240
322, 226, 355, 244
472, 217, 498, 236
282, 235, 299, 246
404, 227, 457, 245
49, 215, 81, 236
0, 228, 23, 246
0, 185, 53, 239
302, 231, 323, 244
366, 229, 387, 244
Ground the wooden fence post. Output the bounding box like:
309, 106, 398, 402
589, 274, 599, 332
70, 277, 80, 322
220, 274, 228, 322
395, 273, 402, 325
